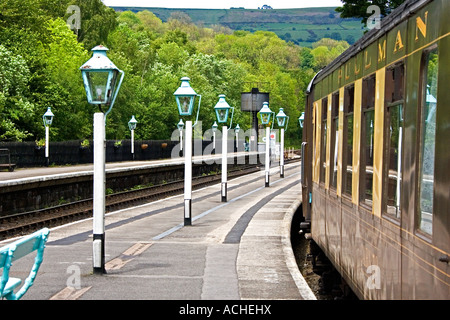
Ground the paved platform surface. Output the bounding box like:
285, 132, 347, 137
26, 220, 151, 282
0, 162, 315, 301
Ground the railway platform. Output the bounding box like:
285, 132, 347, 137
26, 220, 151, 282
0, 161, 316, 302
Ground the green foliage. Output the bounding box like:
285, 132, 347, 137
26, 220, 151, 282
0, 1, 352, 148
336, 0, 406, 27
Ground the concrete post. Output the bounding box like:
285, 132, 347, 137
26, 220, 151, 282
184, 121, 192, 226
93, 112, 106, 274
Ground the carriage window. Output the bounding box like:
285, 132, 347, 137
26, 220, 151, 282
418, 48, 438, 236
320, 98, 328, 184
384, 64, 404, 219
342, 86, 354, 197
330, 93, 339, 190
360, 76, 376, 206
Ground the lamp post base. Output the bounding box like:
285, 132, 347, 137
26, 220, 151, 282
280, 165, 284, 178
265, 171, 270, 187
221, 182, 227, 202
93, 233, 106, 274
184, 199, 192, 226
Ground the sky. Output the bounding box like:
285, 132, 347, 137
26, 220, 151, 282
101, 0, 343, 9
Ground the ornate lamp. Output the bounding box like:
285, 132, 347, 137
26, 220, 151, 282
298, 112, 305, 128
173, 77, 202, 226
214, 94, 234, 127
80, 45, 124, 118
213, 94, 235, 203
128, 115, 137, 131
276, 108, 289, 178
259, 102, 274, 127
80, 45, 125, 275
174, 77, 201, 125
276, 108, 289, 130
42, 107, 54, 127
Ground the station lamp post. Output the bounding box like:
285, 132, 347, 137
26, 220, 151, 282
128, 115, 137, 160
174, 77, 201, 226
177, 119, 185, 152
80, 45, 124, 274
214, 94, 234, 202
299, 112, 306, 186
298, 112, 305, 129
259, 102, 274, 187
276, 108, 289, 178
212, 121, 218, 151
42, 107, 54, 167
234, 124, 240, 150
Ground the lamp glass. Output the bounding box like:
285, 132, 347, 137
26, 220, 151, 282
177, 119, 185, 131
80, 46, 120, 106
128, 115, 137, 131
299, 112, 305, 128
214, 94, 231, 124
259, 102, 272, 125
43, 107, 54, 127
174, 77, 197, 116
276, 108, 287, 127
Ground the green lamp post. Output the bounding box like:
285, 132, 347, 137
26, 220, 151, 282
42, 107, 54, 166
213, 94, 234, 202
80, 45, 124, 274
259, 102, 274, 187
276, 108, 289, 178
174, 77, 201, 226
128, 115, 137, 160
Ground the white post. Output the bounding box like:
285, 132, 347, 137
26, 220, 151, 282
280, 128, 284, 178
221, 126, 228, 202
184, 121, 192, 226
45, 125, 49, 166
265, 126, 270, 187
180, 129, 183, 151
131, 129, 135, 159
235, 131, 238, 150
213, 131, 215, 151
93, 112, 106, 274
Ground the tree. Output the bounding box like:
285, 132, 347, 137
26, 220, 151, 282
70, 0, 117, 50
336, 0, 406, 27
0, 45, 34, 141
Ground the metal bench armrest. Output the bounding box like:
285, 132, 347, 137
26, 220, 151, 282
0, 228, 50, 300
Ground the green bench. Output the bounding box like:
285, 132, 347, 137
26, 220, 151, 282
0, 228, 50, 300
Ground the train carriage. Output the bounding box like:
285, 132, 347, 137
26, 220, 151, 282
302, 0, 449, 299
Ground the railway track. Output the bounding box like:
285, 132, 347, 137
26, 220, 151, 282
0, 159, 298, 240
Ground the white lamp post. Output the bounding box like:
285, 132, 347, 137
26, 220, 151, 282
212, 121, 218, 152
214, 94, 234, 202
234, 124, 240, 150
128, 115, 137, 160
174, 77, 201, 226
42, 107, 54, 167
177, 119, 184, 152
80, 45, 124, 274
276, 108, 289, 178
259, 102, 274, 187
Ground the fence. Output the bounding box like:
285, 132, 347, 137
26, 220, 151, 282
0, 140, 214, 168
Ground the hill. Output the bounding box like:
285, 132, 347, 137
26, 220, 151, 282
110, 6, 364, 47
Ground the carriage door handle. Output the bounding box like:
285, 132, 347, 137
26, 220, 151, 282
439, 255, 449, 264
